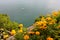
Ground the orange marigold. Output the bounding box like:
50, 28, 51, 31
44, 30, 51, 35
47, 37, 53, 40
35, 31, 40, 35
24, 35, 29, 40
52, 11, 59, 17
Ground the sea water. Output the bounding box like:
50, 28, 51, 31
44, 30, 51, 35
0, 0, 60, 27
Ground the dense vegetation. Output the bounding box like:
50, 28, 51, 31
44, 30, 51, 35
0, 10, 60, 40
0, 14, 18, 30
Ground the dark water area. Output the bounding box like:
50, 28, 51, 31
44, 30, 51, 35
0, 0, 60, 27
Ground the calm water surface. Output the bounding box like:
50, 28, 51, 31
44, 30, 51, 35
0, 0, 60, 26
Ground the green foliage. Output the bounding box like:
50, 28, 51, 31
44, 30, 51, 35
0, 14, 18, 31
35, 18, 40, 22
15, 33, 24, 40
0, 14, 9, 27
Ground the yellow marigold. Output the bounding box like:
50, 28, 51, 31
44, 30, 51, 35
52, 11, 59, 17
18, 29, 23, 33
3, 34, 9, 39
24, 35, 29, 40
35, 21, 47, 28
43, 20, 47, 24
49, 20, 55, 25
19, 24, 23, 27
35, 31, 40, 35
41, 17, 45, 21
40, 26, 47, 30
35, 21, 42, 26
20, 27, 23, 30
46, 17, 52, 21
49, 22, 53, 25
43, 24, 47, 26
52, 20, 56, 23
47, 37, 53, 40
10, 30, 16, 36
40, 21, 44, 24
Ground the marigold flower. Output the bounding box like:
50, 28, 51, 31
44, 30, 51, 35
18, 29, 23, 33
49, 22, 53, 25
40, 26, 47, 30
49, 20, 55, 25
41, 17, 45, 21
35, 31, 40, 35
43, 21, 47, 24
46, 17, 52, 21
35, 21, 41, 25
19, 24, 23, 27
10, 30, 16, 36
52, 11, 59, 17
47, 37, 53, 40
24, 35, 29, 40
43, 24, 47, 26
36, 21, 46, 26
